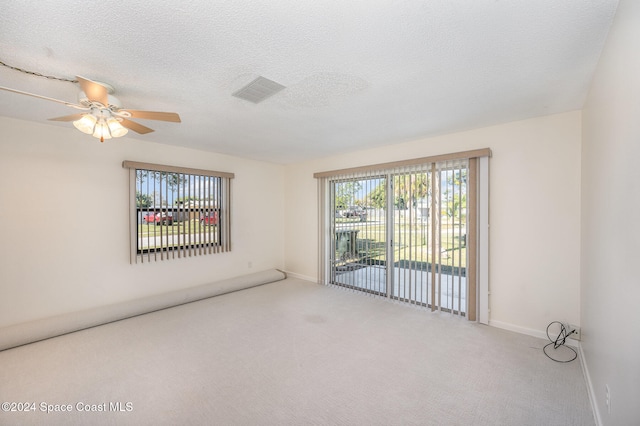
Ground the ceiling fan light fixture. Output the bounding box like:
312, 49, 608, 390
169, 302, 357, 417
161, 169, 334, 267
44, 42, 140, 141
92, 119, 112, 143
73, 113, 97, 134
107, 117, 128, 138
73, 110, 128, 142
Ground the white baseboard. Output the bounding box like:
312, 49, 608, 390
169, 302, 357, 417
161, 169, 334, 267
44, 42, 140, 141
488, 319, 548, 340
282, 270, 317, 283
579, 344, 602, 426
488, 319, 580, 347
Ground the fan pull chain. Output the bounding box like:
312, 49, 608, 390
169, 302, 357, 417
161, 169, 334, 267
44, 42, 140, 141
0, 59, 78, 84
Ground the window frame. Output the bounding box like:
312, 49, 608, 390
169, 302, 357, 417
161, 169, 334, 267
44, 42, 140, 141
123, 161, 234, 263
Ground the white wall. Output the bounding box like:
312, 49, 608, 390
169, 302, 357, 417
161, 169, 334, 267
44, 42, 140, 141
581, 0, 640, 423
0, 117, 285, 328
284, 111, 582, 337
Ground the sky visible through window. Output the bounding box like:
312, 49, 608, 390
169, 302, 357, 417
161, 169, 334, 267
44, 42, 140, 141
136, 170, 219, 209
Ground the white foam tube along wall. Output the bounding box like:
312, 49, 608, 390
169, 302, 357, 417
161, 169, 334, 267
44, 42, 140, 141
0, 269, 287, 352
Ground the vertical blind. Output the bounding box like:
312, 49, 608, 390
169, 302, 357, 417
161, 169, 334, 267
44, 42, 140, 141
327, 172, 388, 297
315, 149, 490, 320
123, 161, 233, 263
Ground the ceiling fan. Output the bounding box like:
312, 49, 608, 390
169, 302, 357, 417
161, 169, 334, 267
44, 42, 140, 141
0, 76, 181, 142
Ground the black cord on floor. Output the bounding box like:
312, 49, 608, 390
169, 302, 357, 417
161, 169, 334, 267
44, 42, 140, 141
543, 321, 577, 363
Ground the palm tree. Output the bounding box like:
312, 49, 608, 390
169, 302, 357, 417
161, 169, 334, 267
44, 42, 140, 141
365, 173, 430, 209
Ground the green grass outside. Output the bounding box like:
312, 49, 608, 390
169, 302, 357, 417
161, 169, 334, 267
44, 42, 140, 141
139, 220, 215, 237
336, 218, 467, 268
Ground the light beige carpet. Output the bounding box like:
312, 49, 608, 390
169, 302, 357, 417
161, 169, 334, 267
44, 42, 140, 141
0, 278, 594, 425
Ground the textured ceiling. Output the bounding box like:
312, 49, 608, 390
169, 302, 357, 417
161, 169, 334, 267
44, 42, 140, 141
0, 0, 618, 164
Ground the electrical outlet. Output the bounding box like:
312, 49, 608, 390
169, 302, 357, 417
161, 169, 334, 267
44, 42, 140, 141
605, 385, 611, 414
569, 324, 581, 341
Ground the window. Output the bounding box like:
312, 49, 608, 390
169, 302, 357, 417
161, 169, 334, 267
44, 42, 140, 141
123, 161, 234, 263
315, 149, 490, 322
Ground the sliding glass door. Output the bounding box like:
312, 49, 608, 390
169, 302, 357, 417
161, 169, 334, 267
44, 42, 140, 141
325, 159, 472, 316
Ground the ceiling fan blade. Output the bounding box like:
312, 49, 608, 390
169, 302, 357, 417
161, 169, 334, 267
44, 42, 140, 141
120, 118, 154, 134
125, 110, 181, 123
49, 113, 86, 122
0, 85, 83, 109
76, 75, 108, 106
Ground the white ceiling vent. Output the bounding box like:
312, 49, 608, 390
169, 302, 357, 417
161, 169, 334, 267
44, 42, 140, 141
232, 76, 286, 103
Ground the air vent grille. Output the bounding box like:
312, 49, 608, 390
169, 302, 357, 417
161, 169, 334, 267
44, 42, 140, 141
232, 76, 286, 103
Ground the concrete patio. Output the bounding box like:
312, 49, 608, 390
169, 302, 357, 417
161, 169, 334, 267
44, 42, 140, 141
333, 265, 467, 314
